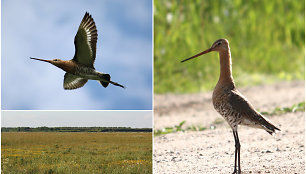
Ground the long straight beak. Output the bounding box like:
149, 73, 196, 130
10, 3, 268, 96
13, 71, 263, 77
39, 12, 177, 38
181, 48, 213, 63
30, 57, 51, 63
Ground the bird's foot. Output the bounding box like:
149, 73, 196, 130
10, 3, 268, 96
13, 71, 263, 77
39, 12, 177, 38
232, 168, 241, 174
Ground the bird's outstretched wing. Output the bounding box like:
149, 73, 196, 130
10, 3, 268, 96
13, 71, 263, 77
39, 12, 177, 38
64, 73, 88, 90
229, 90, 280, 134
73, 12, 98, 68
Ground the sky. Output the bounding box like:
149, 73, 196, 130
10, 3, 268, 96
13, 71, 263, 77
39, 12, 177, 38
1, 0, 152, 110
1, 111, 152, 128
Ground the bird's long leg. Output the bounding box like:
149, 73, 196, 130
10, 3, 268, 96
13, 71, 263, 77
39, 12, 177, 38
233, 131, 238, 174
109, 80, 125, 88
236, 131, 241, 174
232, 130, 241, 174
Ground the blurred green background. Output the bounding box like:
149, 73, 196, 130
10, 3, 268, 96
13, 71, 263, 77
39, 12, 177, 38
154, 0, 305, 93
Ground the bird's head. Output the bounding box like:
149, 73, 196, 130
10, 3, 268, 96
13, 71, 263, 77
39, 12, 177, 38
30, 57, 70, 71
181, 38, 229, 62
30, 57, 73, 72
210, 38, 229, 52
30, 57, 64, 65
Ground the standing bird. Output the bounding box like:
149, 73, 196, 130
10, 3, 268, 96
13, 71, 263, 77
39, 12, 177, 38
181, 39, 280, 174
31, 12, 125, 90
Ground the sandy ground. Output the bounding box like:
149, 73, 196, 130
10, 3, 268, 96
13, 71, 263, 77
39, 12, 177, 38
154, 81, 305, 174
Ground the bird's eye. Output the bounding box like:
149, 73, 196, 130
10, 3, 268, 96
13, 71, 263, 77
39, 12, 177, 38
53, 59, 59, 61
217, 42, 221, 46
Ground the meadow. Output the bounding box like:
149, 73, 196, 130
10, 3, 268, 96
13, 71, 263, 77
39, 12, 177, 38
1, 132, 152, 174
154, 0, 305, 93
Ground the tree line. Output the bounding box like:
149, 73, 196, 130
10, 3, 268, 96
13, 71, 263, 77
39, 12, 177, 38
1, 127, 152, 132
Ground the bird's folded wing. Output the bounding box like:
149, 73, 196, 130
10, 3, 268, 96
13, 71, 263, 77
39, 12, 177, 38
64, 73, 88, 90
229, 90, 280, 133
228, 90, 264, 122
73, 12, 98, 68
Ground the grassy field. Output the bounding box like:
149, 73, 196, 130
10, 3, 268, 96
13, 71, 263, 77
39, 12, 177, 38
1, 132, 152, 174
154, 0, 305, 93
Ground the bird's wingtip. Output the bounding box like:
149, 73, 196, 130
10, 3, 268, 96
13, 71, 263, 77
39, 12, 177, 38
267, 127, 281, 136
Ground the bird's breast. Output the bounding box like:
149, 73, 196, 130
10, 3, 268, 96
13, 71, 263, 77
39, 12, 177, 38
213, 94, 242, 130
212, 90, 229, 114
212, 85, 243, 129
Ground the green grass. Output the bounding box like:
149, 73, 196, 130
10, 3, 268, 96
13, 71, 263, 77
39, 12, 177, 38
154, 0, 305, 93
1, 132, 152, 174
260, 101, 305, 116
154, 121, 207, 136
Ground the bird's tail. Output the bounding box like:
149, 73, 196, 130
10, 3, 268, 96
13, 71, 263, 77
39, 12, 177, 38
99, 74, 125, 88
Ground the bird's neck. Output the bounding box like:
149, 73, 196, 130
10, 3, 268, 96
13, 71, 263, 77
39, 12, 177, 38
53, 60, 76, 74
217, 48, 235, 87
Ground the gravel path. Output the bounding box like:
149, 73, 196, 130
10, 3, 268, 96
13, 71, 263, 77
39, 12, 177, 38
154, 81, 305, 174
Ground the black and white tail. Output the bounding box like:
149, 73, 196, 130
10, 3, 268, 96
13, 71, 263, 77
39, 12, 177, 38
99, 74, 125, 88
259, 114, 281, 135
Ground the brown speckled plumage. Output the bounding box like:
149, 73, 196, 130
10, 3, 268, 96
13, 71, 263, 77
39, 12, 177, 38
181, 38, 280, 174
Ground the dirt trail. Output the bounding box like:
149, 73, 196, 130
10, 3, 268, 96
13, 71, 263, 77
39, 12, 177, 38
154, 81, 305, 173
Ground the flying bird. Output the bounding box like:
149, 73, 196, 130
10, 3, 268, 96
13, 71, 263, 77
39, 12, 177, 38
31, 12, 125, 90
